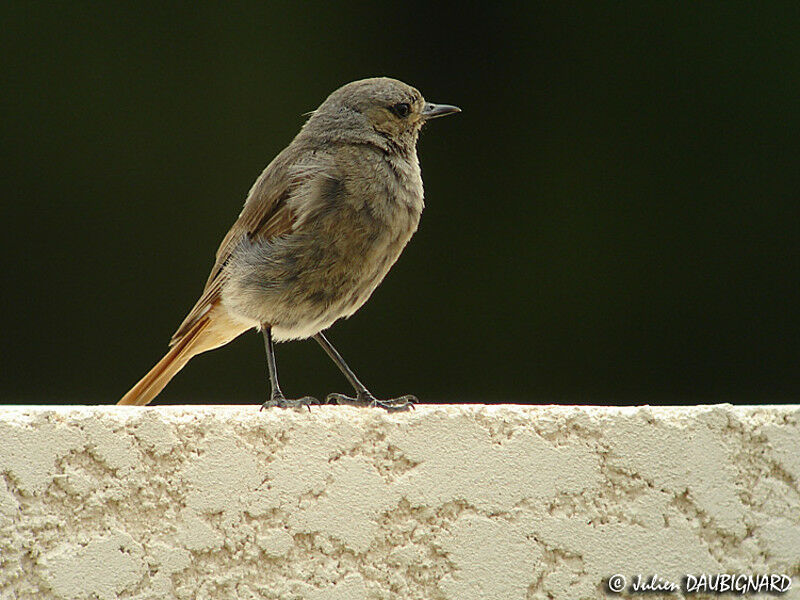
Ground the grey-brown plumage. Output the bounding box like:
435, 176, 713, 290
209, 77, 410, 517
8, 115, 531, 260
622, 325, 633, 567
118, 77, 459, 409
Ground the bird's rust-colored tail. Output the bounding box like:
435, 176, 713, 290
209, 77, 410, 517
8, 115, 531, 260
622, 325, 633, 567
118, 317, 213, 406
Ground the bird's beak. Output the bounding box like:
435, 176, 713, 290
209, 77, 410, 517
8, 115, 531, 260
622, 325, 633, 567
421, 103, 461, 119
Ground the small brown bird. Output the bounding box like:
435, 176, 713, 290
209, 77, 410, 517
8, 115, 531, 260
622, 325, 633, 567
118, 77, 459, 410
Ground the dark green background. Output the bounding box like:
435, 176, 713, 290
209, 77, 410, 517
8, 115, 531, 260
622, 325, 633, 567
2, 3, 798, 405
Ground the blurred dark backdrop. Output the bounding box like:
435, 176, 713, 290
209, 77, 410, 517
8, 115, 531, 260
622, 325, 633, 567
2, 3, 798, 405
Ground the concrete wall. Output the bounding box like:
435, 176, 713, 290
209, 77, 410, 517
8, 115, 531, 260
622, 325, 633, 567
0, 405, 798, 600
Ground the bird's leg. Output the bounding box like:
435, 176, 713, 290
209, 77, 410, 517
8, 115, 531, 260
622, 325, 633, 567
260, 326, 318, 410
313, 332, 415, 411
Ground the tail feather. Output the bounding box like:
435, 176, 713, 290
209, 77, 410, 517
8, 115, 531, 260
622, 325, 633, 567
118, 317, 211, 406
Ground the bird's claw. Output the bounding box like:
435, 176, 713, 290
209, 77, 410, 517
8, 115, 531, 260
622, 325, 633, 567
261, 395, 319, 411
326, 392, 416, 412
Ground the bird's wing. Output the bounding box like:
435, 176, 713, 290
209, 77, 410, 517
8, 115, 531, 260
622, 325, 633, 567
169, 156, 298, 345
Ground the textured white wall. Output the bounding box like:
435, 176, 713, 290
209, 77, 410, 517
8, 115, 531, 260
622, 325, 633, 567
0, 405, 798, 600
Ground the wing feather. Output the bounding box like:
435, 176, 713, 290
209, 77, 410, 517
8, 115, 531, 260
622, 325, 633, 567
170, 157, 299, 345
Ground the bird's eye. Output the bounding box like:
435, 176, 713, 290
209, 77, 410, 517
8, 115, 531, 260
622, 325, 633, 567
391, 103, 411, 118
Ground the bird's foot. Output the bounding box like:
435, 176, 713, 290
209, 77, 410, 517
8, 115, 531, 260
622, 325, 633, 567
261, 394, 319, 411
326, 391, 416, 412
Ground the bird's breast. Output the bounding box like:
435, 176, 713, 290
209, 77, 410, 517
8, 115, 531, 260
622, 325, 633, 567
220, 150, 424, 339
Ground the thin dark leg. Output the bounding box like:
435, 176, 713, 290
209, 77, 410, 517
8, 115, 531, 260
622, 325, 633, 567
260, 326, 318, 410
313, 332, 415, 411
263, 326, 283, 400
313, 331, 369, 396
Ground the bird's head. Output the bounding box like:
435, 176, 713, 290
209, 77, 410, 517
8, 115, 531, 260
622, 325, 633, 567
302, 77, 460, 153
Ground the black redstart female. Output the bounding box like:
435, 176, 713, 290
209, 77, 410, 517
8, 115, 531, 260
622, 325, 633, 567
118, 77, 459, 410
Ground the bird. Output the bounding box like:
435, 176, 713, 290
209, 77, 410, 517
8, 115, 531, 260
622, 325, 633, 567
118, 77, 460, 410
